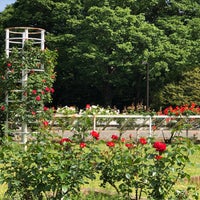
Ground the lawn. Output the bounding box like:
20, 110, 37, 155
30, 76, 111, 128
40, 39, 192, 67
185, 147, 200, 176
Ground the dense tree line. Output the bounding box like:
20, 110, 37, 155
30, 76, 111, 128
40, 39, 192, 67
0, 0, 200, 110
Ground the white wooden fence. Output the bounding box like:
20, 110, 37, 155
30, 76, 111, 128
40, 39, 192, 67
54, 114, 200, 138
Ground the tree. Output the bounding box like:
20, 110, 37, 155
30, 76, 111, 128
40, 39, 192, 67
1, 0, 200, 109
47, 1, 170, 107
66, 5, 170, 106
159, 67, 200, 107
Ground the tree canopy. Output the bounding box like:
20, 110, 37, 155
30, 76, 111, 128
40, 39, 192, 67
159, 67, 200, 107
0, 0, 200, 109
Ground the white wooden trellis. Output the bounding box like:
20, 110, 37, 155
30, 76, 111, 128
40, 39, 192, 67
5, 27, 45, 144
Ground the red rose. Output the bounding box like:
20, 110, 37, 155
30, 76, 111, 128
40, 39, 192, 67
60, 138, 72, 145
1, 105, 5, 111
125, 143, 134, 149
43, 106, 49, 111
30, 69, 35, 74
152, 125, 157, 131
153, 141, 166, 152
32, 90, 37, 95
163, 108, 169, 115
106, 141, 115, 147
80, 142, 86, 148
32, 111, 36, 115
7, 63, 12, 67
139, 137, 147, 145
157, 111, 163, 115
42, 120, 49, 127
45, 87, 50, 92
35, 95, 41, 101
50, 88, 55, 93
121, 138, 125, 143
155, 155, 163, 160
90, 130, 99, 140
111, 134, 119, 140
86, 104, 91, 109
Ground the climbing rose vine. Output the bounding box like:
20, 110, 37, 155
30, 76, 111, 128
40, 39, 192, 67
0, 42, 57, 134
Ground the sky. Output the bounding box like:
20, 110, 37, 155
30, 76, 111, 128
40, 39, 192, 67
0, 0, 16, 12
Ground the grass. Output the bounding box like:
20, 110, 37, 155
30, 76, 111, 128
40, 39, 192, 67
73, 192, 119, 200
185, 147, 200, 176
0, 183, 7, 199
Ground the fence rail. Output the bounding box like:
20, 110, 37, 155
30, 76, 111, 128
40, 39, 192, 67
54, 114, 200, 137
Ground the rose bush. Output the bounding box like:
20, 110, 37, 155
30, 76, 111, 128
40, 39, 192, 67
94, 133, 198, 200
0, 41, 57, 135
163, 103, 200, 116
0, 128, 99, 199
0, 109, 199, 199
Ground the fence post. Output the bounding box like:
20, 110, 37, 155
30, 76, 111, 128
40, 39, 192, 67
93, 115, 96, 130
149, 116, 152, 137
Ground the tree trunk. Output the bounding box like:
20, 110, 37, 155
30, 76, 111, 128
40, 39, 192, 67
101, 84, 114, 106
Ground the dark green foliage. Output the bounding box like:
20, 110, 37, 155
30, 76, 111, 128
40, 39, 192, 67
1, 0, 200, 109
159, 67, 200, 107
